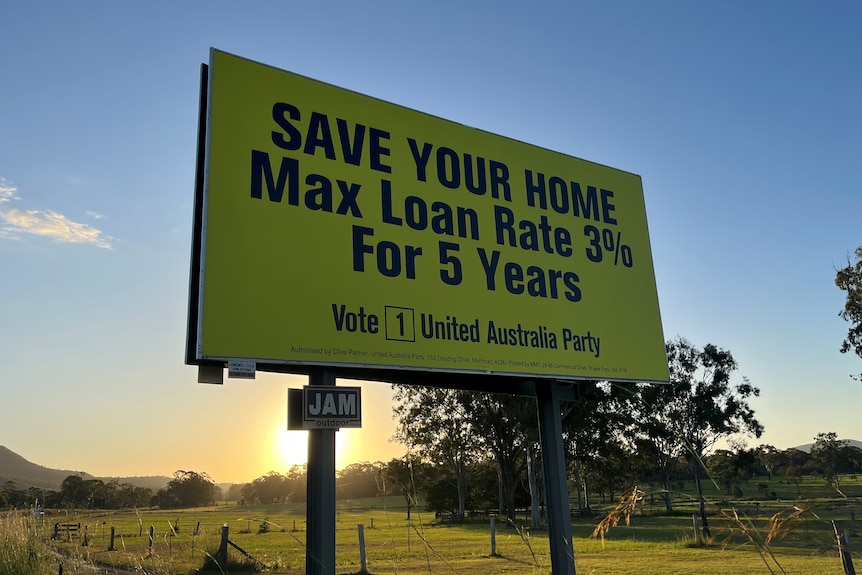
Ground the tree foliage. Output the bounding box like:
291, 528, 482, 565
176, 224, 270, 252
836, 246, 862, 379
633, 337, 763, 533
561, 381, 633, 514
391, 385, 534, 521
158, 470, 216, 508
336, 462, 383, 500
810, 432, 862, 491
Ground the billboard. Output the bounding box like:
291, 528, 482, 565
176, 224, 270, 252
190, 49, 668, 383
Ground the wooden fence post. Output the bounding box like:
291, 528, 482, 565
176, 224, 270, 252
108, 526, 115, 551
357, 524, 367, 573
692, 514, 701, 545
148, 526, 154, 555
490, 517, 497, 556
833, 520, 857, 575
219, 524, 229, 569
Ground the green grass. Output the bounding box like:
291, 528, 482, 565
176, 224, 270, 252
34, 482, 861, 575
0, 511, 54, 575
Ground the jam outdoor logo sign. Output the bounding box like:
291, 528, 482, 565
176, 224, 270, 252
189, 48, 668, 384
287, 386, 362, 430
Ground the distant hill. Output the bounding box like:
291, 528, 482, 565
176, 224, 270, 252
0, 445, 94, 490
793, 439, 862, 453
0, 446, 171, 491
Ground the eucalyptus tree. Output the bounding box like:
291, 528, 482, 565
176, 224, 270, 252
810, 432, 862, 491
634, 337, 763, 535
560, 380, 632, 515
163, 470, 216, 508
392, 385, 534, 521
392, 385, 477, 517
836, 246, 862, 379
754, 444, 783, 481
463, 391, 534, 521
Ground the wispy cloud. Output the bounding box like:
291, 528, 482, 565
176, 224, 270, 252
0, 182, 19, 202
0, 179, 113, 249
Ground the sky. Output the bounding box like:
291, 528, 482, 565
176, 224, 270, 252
1, 1, 860, 485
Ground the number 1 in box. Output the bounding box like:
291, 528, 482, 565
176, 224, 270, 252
385, 307, 415, 342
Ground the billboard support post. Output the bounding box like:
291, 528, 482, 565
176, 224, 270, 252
306, 368, 337, 575
536, 381, 576, 575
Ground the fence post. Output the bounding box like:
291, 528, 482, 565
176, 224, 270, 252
357, 524, 367, 573
833, 520, 857, 575
692, 514, 701, 545
82, 525, 89, 547
490, 517, 497, 556
109, 526, 115, 551
219, 524, 229, 570
148, 526, 154, 555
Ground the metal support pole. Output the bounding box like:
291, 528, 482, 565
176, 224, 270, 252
536, 381, 576, 575
307, 369, 337, 575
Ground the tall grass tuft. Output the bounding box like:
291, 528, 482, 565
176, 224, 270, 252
592, 485, 645, 545
0, 511, 53, 575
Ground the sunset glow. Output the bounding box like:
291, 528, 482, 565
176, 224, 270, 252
274, 428, 356, 473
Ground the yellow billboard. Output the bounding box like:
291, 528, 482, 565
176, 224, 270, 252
193, 49, 668, 383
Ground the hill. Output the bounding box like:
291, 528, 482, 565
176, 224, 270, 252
793, 439, 862, 453
0, 445, 94, 490
0, 446, 172, 491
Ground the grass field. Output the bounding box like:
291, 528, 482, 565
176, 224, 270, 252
17, 474, 860, 574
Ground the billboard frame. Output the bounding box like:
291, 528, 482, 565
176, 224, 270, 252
186, 49, 668, 389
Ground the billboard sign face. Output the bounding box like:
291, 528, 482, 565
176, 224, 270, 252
192, 49, 668, 383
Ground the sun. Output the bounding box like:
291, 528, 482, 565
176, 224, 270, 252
277, 429, 308, 469
275, 428, 355, 471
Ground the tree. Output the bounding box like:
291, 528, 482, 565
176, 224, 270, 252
247, 471, 289, 504
754, 444, 782, 481
382, 457, 421, 519
462, 392, 533, 521
392, 386, 477, 518
562, 381, 633, 515
2, 481, 28, 507
162, 470, 216, 508
836, 246, 862, 379
810, 432, 862, 492
337, 462, 383, 500
779, 448, 810, 498
227, 483, 245, 503
60, 475, 88, 507
285, 464, 308, 503
392, 385, 534, 522
635, 337, 763, 536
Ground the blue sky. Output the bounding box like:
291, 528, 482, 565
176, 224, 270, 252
1, 1, 859, 483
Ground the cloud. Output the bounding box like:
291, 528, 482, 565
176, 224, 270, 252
0, 179, 113, 249
0, 181, 19, 202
